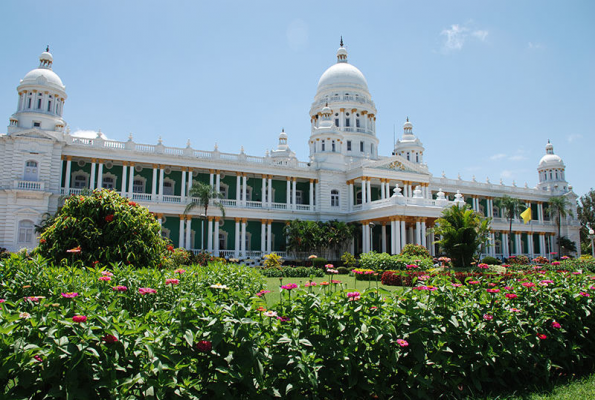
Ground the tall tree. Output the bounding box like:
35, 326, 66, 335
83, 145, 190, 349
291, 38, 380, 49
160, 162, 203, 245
184, 182, 225, 252
578, 189, 595, 253
433, 204, 491, 268
498, 195, 525, 256
547, 195, 574, 257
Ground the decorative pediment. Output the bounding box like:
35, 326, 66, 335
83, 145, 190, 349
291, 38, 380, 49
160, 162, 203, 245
367, 155, 429, 175
11, 129, 60, 142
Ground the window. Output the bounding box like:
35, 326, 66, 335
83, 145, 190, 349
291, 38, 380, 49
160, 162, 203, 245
103, 176, 115, 189
407, 152, 410, 161
133, 179, 145, 193
335, 118, 339, 127
345, 118, 350, 127
219, 183, 229, 199
47, 101, 52, 112
356, 191, 362, 205
331, 190, 340, 207
73, 173, 88, 189
416, 153, 419, 163
356, 119, 360, 128
24, 160, 39, 181
371, 144, 374, 155
360, 141, 364, 152
219, 231, 227, 250
495, 240, 502, 255
33, 122, 41, 128
239, 187, 253, 201
322, 140, 326, 151
18, 220, 35, 244
37, 99, 42, 109
331, 140, 336, 152
28, 98, 32, 108
347, 140, 352, 151
163, 180, 174, 196
295, 190, 303, 204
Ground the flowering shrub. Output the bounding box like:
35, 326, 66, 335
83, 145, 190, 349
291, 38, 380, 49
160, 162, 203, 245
37, 189, 169, 267
400, 243, 431, 258
263, 252, 284, 269
2, 253, 595, 398
359, 251, 433, 271
258, 266, 324, 278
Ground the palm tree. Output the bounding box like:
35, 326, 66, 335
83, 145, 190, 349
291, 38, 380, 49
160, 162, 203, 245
185, 182, 225, 252
498, 195, 524, 257
547, 195, 574, 257
433, 204, 491, 268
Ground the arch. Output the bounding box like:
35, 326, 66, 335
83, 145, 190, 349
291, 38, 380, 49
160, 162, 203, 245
102, 172, 118, 190
161, 227, 171, 239
72, 171, 90, 189
132, 175, 147, 193
163, 177, 176, 196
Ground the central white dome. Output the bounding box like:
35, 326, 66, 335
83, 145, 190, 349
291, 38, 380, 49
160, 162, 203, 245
21, 68, 64, 88
316, 62, 368, 94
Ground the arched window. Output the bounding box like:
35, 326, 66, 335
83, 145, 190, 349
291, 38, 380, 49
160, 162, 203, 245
219, 183, 229, 199
331, 190, 340, 207
219, 231, 228, 250
356, 191, 362, 205
18, 220, 35, 244
133, 176, 146, 193
72, 172, 89, 189
102, 173, 118, 190
163, 178, 175, 196
23, 160, 39, 181
494, 240, 502, 255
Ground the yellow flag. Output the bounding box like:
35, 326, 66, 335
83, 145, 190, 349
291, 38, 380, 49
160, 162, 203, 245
520, 207, 532, 224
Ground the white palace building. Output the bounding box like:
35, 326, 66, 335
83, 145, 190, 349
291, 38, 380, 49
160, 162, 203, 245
0, 44, 581, 259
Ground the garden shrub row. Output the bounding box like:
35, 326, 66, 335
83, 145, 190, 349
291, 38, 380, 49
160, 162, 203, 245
2, 254, 595, 399
380, 270, 532, 287
257, 266, 325, 278
358, 251, 434, 271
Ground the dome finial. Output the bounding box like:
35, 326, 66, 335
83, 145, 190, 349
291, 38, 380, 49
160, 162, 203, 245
46, 45, 50, 52
340, 36, 343, 47
406, 116, 409, 122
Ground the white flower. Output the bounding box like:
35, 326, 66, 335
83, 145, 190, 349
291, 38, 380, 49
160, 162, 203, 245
20, 312, 31, 319
210, 283, 229, 290
263, 311, 278, 317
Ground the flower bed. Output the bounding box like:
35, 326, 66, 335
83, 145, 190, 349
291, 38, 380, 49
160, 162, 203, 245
2, 254, 595, 398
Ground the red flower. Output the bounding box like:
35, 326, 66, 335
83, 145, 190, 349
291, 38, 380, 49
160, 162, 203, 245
101, 334, 119, 344
34, 355, 43, 362
505, 293, 518, 299
196, 340, 212, 353
129, 201, 137, 207
72, 315, 87, 323
139, 287, 157, 295
551, 321, 561, 329
99, 276, 111, 281
483, 314, 494, 321
167, 245, 174, 252
165, 279, 179, 285
112, 285, 128, 292
66, 246, 82, 254
105, 214, 114, 222
537, 334, 547, 340
39, 238, 46, 244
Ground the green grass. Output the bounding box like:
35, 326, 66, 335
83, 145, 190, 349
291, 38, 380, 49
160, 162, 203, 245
260, 275, 402, 305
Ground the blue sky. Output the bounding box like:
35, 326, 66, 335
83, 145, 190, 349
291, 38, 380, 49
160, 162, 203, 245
1, 1, 594, 197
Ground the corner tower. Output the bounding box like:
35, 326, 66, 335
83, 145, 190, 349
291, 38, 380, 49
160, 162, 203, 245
536, 140, 568, 193
308, 39, 379, 168
8, 47, 67, 135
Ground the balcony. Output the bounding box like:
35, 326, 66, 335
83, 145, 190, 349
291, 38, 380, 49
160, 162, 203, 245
14, 180, 45, 191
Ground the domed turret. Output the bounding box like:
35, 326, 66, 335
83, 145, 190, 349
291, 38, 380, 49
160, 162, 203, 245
271, 129, 296, 161
537, 140, 568, 193
8, 47, 67, 134
309, 40, 379, 163
394, 118, 425, 164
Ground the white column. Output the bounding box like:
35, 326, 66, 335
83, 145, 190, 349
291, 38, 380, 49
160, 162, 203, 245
213, 218, 220, 256
261, 220, 266, 253
286, 178, 291, 207
380, 180, 385, 199
361, 179, 366, 204
502, 233, 509, 258
234, 219, 240, 258
421, 221, 427, 248
242, 175, 247, 206
236, 174, 241, 203
362, 222, 368, 253
267, 221, 272, 253
240, 219, 247, 257
292, 178, 297, 208
268, 177, 273, 207
400, 220, 407, 249
367, 179, 372, 202
152, 166, 158, 200
390, 220, 396, 254
540, 235, 546, 256
64, 158, 72, 193
415, 220, 421, 245
89, 160, 96, 190
186, 217, 192, 251
181, 169, 187, 202
178, 216, 185, 249
309, 180, 314, 210
262, 177, 267, 207
408, 226, 414, 246
538, 203, 544, 223
527, 233, 534, 258
158, 166, 165, 201
348, 182, 354, 211
209, 171, 214, 187
157, 215, 163, 235
128, 165, 135, 196
381, 224, 387, 253
96, 161, 103, 190
207, 218, 214, 253
215, 171, 221, 193
429, 231, 435, 256
121, 163, 128, 197
188, 169, 194, 198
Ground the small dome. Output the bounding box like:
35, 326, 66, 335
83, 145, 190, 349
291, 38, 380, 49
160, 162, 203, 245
39, 51, 53, 63
404, 120, 413, 129
538, 153, 563, 168
317, 62, 369, 94
279, 130, 287, 139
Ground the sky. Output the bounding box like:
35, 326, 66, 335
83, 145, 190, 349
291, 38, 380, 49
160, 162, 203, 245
1, 1, 594, 198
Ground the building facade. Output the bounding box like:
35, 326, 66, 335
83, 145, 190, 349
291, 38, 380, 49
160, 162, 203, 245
0, 45, 581, 259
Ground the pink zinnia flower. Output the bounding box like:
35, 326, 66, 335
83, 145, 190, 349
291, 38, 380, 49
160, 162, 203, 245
452, 283, 463, 287
165, 279, 179, 285
263, 311, 277, 317
551, 321, 561, 329
488, 283, 497, 287
101, 271, 114, 276
305, 282, 317, 287
0, 299, 5, 303
469, 281, 480, 285
34, 355, 43, 362
509, 308, 521, 313
483, 314, 494, 321
102, 334, 119, 344
486, 289, 500, 293
25, 296, 44, 302
61, 292, 79, 298
478, 263, 489, 269
72, 315, 87, 323
503, 286, 513, 290
174, 269, 186, 274
572, 272, 582, 275
537, 334, 547, 340
331, 280, 341, 284
196, 340, 212, 353
579, 292, 590, 297
281, 283, 298, 290
256, 290, 271, 297
277, 316, 291, 322
139, 288, 157, 295
99, 276, 111, 281
112, 286, 128, 292
522, 282, 536, 288
505, 293, 518, 299
319, 281, 330, 286
325, 264, 334, 269
396, 339, 409, 347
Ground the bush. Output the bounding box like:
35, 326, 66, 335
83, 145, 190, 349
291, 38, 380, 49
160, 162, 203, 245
38, 190, 169, 267
263, 252, 284, 269
400, 244, 431, 258
336, 267, 349, 275
359, 251, 434, 271
481, 256, 502, 265
508, 255, 530, 265
257, 266, 325, 278
311, 257, 327, 268
341, 252, 357, 269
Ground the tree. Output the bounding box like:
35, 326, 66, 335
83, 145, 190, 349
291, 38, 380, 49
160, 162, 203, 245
325, 220, 356, 259
184, 182, 225, 252
578, 189, 595, 253
498, 195, 525, 256
547, 195, 574, 257
433, 204, 491, 268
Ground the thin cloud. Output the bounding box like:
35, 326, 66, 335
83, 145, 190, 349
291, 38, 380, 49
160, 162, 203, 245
567, 133, 583, 143
509, 155, 527, 161
440, 23, 489, 53
490, 153, 506, 161
528, 42, 545, 50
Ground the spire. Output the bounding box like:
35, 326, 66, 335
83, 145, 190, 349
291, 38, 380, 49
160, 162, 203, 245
46, 45, 50, 52
340, 36, 343, 47
336, 38, 348, 63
